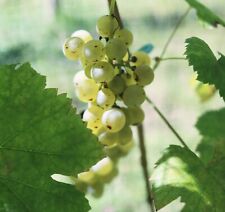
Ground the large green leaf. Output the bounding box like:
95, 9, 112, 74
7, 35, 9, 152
0, 63, 103, 212
185, 37, 225, 101
151, 145, 225, 211
196, 108, 225, 182
185, 0, 225, 27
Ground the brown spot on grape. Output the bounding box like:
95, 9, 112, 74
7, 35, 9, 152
107, 125, 112, 130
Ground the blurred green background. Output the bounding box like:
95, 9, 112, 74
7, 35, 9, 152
0, 0, 224, 211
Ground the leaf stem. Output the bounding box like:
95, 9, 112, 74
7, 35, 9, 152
137, 124, 156, 212
146, 97, 190, 149
153, 7, 191, 71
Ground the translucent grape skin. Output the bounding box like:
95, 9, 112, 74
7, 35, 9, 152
91, 61, 114, 83
109, 75, 126, 95
117, 126, 133, 145
98, 131, 118, 146
130, 51, 151, 67
135, 65, 154, 86
114, 28, 133, 46
122, 106, 145, 125
102, 108, 126, 132
105, 38, 127, 61
122, 85, 146, 106
71, 29, 93, 43
96, 15, 119, 38
82, 40, 105, 62
96, 88, 116, 109
73, 71, 99, 102
63, 37, 84, 60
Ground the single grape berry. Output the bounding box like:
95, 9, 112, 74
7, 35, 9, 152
114, 28, 133, 46
135, 65, 154, 86
91, 61, 114, 83
96, 88, 116, 109
63, 37, 84, 60
73, 71, 99, 102
96, 15, 119, 38
130, 51, 150, 67
122, 85, 146, 106
105, 38, 127, 61
82, 40, 105, 62
108, 75, 126, 95
102, 108, 126, 132
71, 29, 93, 43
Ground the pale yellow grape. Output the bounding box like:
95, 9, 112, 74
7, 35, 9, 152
135, 65, 154, 86
108, 75, 126, 95
105, 38, 127, 60
118, 126, 133, 145
102, 108, 126, 132
63, 37, 84, 60
96, 15, 119, 38
88, 102, 105, 117
82, 40, 105, 62
104, 144, 124, 160
91, 157, 114, 178
78, 171, 97, 185
82, 109, 98, 123
71, 29, 93, 43
119, 140, 134, 154
96, 88, 116, 109
130, 51, 151, 67
114, 28, 133, 46
98, 131, 118, 146
91, 61, 114, 83
73, 71, 99, 102
87, 119, 103, 133
122, 85, 146, 106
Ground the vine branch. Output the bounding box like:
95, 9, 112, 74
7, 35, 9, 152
146, 97, 189, 149
107, 1, 156, 211
153, 7, 191, 71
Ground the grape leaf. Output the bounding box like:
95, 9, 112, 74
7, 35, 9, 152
151, 145, 225, 212
138, 44, 154, 54
185, 37, 225, 101
0, 63, 104, 212
196, 108, 225, 182
185, 0, 225, 27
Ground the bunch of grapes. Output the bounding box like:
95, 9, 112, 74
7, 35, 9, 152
62, 14, 154, 197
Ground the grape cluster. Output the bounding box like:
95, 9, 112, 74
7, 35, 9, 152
63, 15, 154, 197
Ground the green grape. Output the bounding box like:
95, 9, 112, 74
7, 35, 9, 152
122, 85, 146, 106
104, 144, 123, 160
73, 71, 99, 102
130, 51, 151, 67
78, 171, 97, 185
63, 37, 84, 60
108, 75, 126, 95
96, 15, 119, 38
114, 28, 133, 46
87, 119, 103, 134
102, 108, 126, 132
119, 140, 134, 155
96, 88, 116, 109
105, 38, 127, 60
128, 106, 145, 125
121, 68, 137, 86
91, 61, 114, 83
135, 65, 154, 86
51, 174, 75, 185
98, 131, 118, 146
80, 57, 96, 78
71, 29, 93, 43
117, 126, 133, 145
87, 182, 104, 198
82, 40, 105, 62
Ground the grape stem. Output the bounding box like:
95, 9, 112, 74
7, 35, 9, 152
137, 124, 156, 212
154, 56, 186, 62
145, 97, 190, 149
108, 0, 124, 28
153, 7, 191, 71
